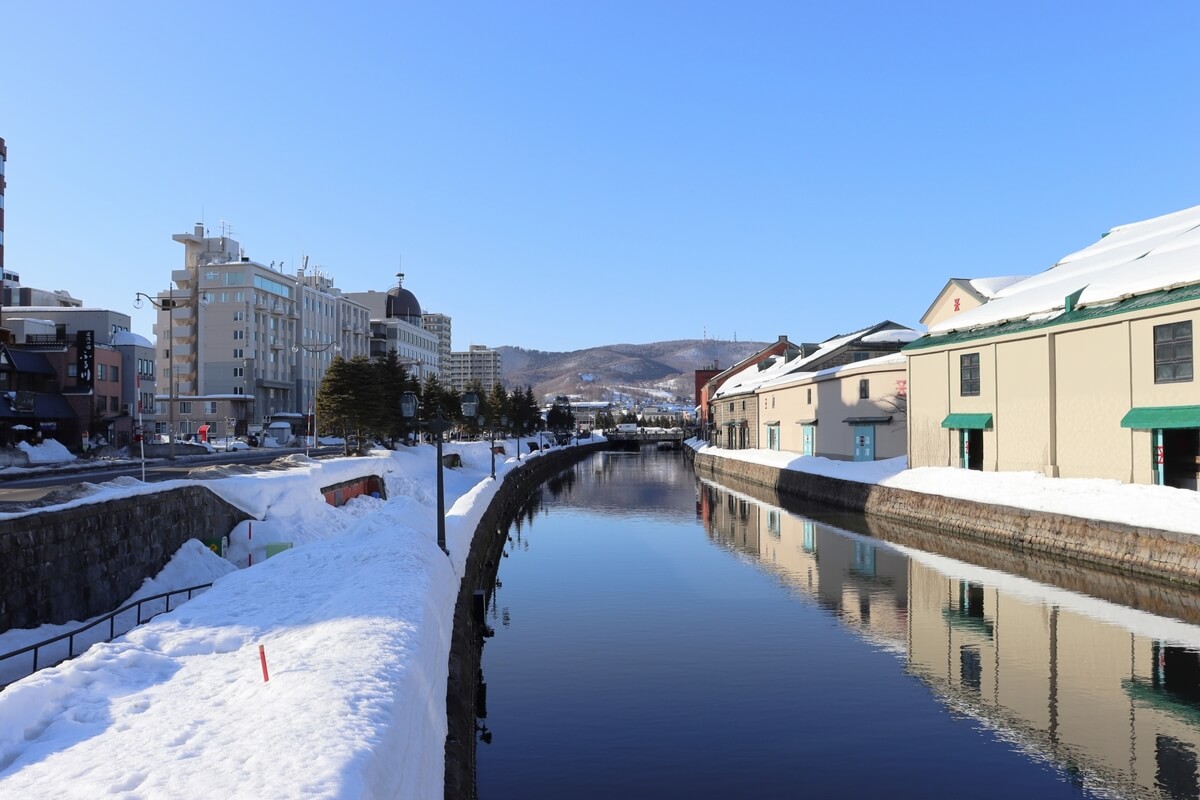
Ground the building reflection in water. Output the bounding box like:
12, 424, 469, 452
695, 477, 1200, 800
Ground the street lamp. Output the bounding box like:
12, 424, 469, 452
291, 340, 341, 456
401, 390, 476, 556
134, 289, 178, 461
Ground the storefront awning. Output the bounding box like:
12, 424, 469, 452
764, 420, 780, 426
844, 416, 893, 425
1120, 405, 1200, 430
941, 413, 993, 430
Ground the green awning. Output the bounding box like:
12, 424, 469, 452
843, 416, 893, 425
1120, 405, 1200, 430
941, 413, 993, 430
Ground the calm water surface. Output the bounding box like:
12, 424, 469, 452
475, 450, 1200, 799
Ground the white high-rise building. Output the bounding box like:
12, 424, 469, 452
448, 344, 502, 393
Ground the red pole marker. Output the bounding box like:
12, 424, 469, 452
259, 644, 270, 682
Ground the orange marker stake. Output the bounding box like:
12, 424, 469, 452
259, 644, 270, 682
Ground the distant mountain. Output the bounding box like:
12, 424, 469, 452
498, 339, 768, 406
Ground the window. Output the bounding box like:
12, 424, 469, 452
234, 330, 245, 340
728, 402, 733, 412
68, 364, 77, 378
97, 364, 107, 380
110, 365, 119, 382
859, 379, 869, 399
1155, 321, 1193, 383
233, 367, 244, 378
233, 348, 244, 359
851, 351, 871, 362
110, 396, 120, 411
179, 401, 192, 414
960, 353, 980, 396
205, 401, 218, 414
807, 388, 812, 404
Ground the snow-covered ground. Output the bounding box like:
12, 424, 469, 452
2, 436, 1199, 798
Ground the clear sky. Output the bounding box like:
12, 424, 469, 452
1, 2, 1196, 352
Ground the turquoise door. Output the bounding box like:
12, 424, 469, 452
801, 425, 815, 456
767, 424, 781, 451
853, 426, 875, 461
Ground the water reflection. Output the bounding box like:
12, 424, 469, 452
698, 477, 1200, 800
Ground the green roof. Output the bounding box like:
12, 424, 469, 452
905, 282, 1200, 351
1120, 405, 1200, 430
942, 413, 993, 430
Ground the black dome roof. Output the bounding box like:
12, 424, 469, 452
386, 285, 422, 324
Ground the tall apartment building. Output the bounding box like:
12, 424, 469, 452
422, 312, 452, 371
151, 224, 370, 438
448, 344, 502, 393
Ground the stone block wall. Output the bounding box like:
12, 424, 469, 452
1, 486, 253, 633
692, 451, 1200, 587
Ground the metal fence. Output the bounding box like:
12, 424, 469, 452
0, 583, 213, 689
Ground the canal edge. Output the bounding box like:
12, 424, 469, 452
687, 447, 1200, 589
444, 442, 605, 800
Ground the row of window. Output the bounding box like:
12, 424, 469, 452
957, 320, 1193, 395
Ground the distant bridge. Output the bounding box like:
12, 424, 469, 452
604, 429, 689, 449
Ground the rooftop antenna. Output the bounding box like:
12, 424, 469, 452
396, 271, 405, 289
219, 219, 234, 239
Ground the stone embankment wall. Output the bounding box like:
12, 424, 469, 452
1, 486, 253, 633
444, 442, 605, 800
691, 449, 1200, 587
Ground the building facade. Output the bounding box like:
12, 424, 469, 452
447, 344, 502, 392
152, 224, 371, 439
422, 312, 452, 372
906, 205, 1200, 489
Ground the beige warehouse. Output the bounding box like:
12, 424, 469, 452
906, 205, 1200, 489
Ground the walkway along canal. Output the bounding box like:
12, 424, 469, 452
459, 447, 1200, 799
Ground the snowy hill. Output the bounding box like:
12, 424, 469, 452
498, 339, 767, 405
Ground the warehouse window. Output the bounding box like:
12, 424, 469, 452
960, 353, 980, 396
1155, 321, 1193, 383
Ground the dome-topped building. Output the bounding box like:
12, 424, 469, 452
385, 273, 422, 326
346, 272, 443, 380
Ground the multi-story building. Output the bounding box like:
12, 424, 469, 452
422, 312, 452, 371
152, 224, 370, 439
2, 271, 83, 308
447, 344, 502, 393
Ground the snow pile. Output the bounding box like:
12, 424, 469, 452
0, 437, 542, 799
16, 438, 75, 464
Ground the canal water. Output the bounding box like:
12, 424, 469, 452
475, 449, 1200, 799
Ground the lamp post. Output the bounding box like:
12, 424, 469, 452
134, 289, 177, 461
291, 341, 340, 456
402, 391, 476, 556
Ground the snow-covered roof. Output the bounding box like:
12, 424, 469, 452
968, 275, 1028, 298
714, 323, 915, 398
929, 205, 1200, 335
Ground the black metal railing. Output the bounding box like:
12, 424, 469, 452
0, 583, 213, 689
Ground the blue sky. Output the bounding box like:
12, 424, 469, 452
1, 2, 1196, 352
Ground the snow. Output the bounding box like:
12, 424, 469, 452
16, 438, 75, 464
689, 441, 1200, 535
967, 275, 1027, 298
112, 331, 154, 348
929, 204, 1200, 334
0, 437, 559, 799
4, 433, 1200, 798
715, 323, 916, 398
